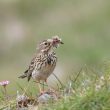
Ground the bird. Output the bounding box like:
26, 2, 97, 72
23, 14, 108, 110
19, 36, 64, 93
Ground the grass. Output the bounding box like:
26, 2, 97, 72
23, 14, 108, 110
0, 63, 110, 110
0, 0, 110, 109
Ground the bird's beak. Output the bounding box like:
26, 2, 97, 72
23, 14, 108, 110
60, 41, 64, 44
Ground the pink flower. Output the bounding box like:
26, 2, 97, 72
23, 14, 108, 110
0, 80, 10, 87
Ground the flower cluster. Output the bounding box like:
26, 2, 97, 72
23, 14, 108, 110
0, 80, 10, 87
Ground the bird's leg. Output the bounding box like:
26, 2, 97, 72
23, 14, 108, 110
38, 80, 45, 94
42, 81, 45, 92
44, 79, 48, 91
35, 80, 42, 94
42, 79, 47, 94
45, 79, 48, 87
38, 82, 42, 93
34, 80, 47, 94
36, 79, 48, 95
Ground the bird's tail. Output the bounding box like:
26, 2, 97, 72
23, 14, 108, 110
18, 74, 27, 79
18, 70, 28, 79
18, 69, 32, 81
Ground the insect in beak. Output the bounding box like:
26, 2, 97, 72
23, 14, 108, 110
60, 41, 64, 44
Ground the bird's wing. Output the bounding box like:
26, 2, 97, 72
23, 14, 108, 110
27, 56, 37, 81
19, 55, 37, 81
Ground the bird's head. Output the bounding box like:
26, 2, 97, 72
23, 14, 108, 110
37, 36, 64, 53
37, 39, 53, 53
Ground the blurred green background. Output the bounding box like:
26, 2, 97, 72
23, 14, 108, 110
0, 0, 110, 92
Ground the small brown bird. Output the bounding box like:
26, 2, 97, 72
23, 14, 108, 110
19, 36, 63, 93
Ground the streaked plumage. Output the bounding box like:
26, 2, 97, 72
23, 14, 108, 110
19, 36, 63, 84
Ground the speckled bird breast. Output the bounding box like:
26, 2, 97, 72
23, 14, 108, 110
32, 52, 57, 81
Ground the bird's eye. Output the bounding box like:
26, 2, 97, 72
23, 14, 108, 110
44, 42, 48, 45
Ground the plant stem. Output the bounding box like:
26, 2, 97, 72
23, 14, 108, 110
3, 86, 8, 100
